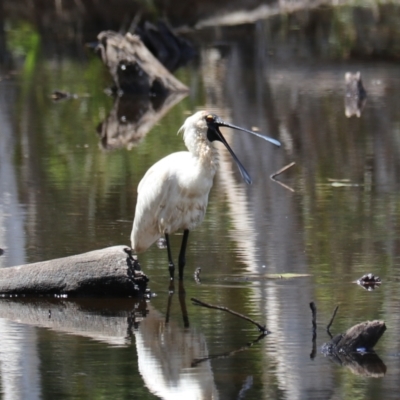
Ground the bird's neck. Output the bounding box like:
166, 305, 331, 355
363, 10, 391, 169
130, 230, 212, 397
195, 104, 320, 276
196, 140, 219, 171
185, 131, 219, 171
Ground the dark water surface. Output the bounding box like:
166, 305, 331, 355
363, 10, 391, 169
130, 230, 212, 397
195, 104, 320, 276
2, 5, 400, 400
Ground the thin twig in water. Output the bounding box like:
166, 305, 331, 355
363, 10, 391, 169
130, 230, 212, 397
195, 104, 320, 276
191, 298, 269, 334
327, 305, 339, 338
270, 162, 295, 192
271, 162, 296, 179
309, 302, 317, 359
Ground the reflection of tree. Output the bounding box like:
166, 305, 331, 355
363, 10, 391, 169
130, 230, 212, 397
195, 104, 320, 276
196, 15, 400, 397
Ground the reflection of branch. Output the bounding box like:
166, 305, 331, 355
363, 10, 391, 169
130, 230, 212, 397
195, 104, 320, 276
191, 298, 269, 334
191, 333, 266, 367
270, 162, 295, 192
310, 302, 317, 333
327, 305, 339, 338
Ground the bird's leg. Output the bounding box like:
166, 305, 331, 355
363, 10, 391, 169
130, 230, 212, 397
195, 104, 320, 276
165, 233, 175, 280
178, 229, 189, 281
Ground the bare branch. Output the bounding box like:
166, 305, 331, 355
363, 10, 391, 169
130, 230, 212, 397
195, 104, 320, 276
270, 162, 296, 192
327, 305, 339, 338
191, 298, 269, 334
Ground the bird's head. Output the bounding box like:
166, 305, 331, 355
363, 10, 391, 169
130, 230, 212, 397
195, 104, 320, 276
180, 111, 281, 184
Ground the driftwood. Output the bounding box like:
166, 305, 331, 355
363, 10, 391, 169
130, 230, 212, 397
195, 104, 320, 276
309, 303, 386, 376
96, 31, 189, 95
321, 320, 387, 377
325, 320, 386, 352
96, 90, 187, 150
0, 246, 148, 296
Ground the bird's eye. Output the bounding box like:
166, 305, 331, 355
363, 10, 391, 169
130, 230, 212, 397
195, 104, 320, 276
205, 114, 215, 123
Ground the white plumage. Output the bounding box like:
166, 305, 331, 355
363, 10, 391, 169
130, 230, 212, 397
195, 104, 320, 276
131, 110, 280, 280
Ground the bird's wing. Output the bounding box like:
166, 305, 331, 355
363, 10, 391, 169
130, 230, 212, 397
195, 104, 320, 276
131, 153, 188, 252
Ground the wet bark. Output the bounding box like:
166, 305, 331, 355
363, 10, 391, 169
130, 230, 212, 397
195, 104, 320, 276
326, 320, 386, 352
0, 246, 148, 296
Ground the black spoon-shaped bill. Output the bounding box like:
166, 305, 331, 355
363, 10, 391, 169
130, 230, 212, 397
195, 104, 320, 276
216, 117, 281, 147
214, 127, 252, 184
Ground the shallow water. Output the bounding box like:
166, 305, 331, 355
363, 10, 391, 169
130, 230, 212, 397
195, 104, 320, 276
2, 5, 400, 399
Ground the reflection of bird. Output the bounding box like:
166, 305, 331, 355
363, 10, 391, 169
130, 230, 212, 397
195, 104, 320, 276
131, 111, 280, 280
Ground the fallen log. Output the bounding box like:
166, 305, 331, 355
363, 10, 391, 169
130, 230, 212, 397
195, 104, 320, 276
0, 246, 148, 296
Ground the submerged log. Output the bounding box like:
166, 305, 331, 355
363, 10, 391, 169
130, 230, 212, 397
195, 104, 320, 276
96, 31, 189, 95
0, 246, 148, 296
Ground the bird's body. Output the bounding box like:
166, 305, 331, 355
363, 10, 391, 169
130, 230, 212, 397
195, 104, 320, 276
131, 110, 280, 280
131, 151, 216, 253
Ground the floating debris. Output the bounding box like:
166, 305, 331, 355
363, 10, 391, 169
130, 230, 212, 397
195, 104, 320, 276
51, 90, 78, 102
330, 181, 361, 187
356, 273, 381, 290
194, 267, 201, 284
345, 71, 367, 118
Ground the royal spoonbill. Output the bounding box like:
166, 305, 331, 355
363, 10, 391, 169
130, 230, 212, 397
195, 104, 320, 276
131, 111, 280, 280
